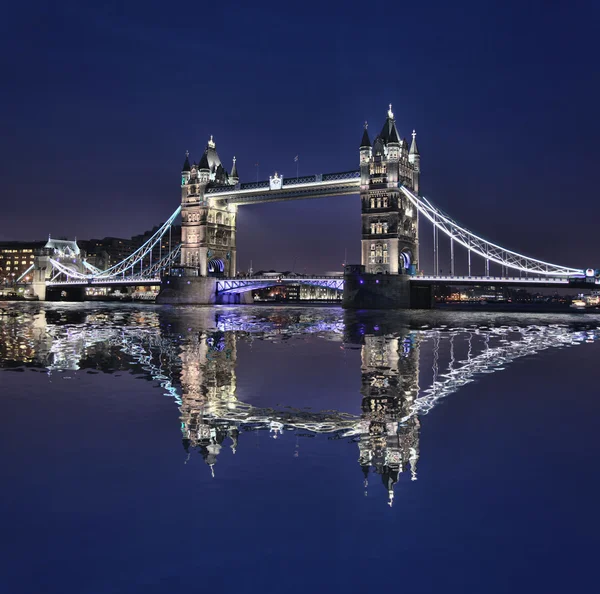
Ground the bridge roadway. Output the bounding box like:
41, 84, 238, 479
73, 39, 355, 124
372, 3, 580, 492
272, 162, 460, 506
215, 274, 598, 294
46, 277, 161, 288
205, 171, 361, 205
46, 274, 599, 292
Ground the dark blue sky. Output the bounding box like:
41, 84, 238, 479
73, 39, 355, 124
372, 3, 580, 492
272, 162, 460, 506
1, 0, 598, 273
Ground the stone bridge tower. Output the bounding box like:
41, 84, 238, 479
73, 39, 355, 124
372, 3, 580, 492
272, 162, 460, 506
359, 105, 420, 275
180, 137, 238, 277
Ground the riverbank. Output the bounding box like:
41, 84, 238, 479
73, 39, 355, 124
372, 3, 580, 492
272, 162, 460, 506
435, 302, 598, 314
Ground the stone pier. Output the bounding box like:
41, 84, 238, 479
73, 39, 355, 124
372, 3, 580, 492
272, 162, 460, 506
342, 265, 433, 309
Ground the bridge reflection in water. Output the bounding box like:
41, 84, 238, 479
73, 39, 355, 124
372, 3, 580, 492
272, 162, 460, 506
1, 305, 598, 505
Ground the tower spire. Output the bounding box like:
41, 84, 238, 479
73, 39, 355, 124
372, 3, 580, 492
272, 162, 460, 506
409, 130, 419, 155
182, 150, 191, 172
360, 121, 371, 148
230, 155, 239, 181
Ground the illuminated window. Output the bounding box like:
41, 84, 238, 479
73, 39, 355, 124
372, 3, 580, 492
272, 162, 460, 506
383, 196, 388, 208
383, 244, 388, 264
370, 198, 374, 208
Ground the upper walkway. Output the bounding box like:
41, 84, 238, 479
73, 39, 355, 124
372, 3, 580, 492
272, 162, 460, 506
205, 171, 360, 205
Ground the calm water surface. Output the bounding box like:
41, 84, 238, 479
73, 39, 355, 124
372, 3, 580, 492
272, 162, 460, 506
1, 303, 599, 593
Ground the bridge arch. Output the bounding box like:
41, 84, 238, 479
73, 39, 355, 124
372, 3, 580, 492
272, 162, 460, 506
401, 248, 412, 271
208, 259, 225, 275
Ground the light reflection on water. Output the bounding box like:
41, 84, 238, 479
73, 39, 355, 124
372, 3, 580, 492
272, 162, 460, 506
1, 302, 599, 506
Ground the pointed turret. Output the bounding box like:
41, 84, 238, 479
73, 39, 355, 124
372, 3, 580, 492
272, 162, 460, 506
205, 135, 221, 172
409, 129, 419, 156
360, 121, 371, 148
379, 103, 395, 143
182, 150, 191, 172
198, 150, 210, 171
408, 129, 421, 193
230, 156, 239, 183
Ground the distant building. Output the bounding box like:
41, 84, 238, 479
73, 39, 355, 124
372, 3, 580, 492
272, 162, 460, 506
0, 241, 44, 285
299, 285, 342, 301
1, 238, 81, 289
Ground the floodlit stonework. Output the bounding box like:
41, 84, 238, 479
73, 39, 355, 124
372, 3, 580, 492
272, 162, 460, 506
360, 105, 420, 275
180, 138, 238, 277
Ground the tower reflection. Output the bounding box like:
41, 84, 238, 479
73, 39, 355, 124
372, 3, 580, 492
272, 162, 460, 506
358, 333, 420, 505
1, 305, 598, 505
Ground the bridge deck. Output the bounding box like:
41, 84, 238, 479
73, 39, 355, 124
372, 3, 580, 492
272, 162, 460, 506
206, 171, 361, 205
412, 275, 598, 287
46, 278, 161, 288
45, 274, 598, 291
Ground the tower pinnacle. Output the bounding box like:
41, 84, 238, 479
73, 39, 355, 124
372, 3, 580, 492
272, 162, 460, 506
360, 121, 372, 148
182, 150, 191, 172
208, 135, 215, 149
409, 130, 419, 155
388, 103, 394, 119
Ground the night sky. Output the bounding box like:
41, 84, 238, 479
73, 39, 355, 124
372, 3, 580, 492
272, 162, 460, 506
1, 1, 598, 274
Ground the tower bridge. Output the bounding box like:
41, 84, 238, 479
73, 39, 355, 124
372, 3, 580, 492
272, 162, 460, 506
27, 104, 598, 306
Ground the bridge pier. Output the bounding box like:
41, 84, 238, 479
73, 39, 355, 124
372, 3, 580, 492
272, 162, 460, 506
156, 276, 218, 305
342, 265, 433, 309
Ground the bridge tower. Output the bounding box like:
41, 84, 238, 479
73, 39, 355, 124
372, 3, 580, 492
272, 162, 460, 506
180, 137, 238, 277
360, 105, 420, 274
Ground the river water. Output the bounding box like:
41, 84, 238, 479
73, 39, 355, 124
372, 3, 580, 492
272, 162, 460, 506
1, 303, 599, 593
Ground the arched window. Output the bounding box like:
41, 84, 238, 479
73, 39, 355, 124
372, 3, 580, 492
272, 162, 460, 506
370, 223, 376, 234
383, 244, 388, 264
370, 198, 375, 208
383, 222, 388, 234
376, 197, 381, 208
383, 196, 388, 208
216, 212, 223, 225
